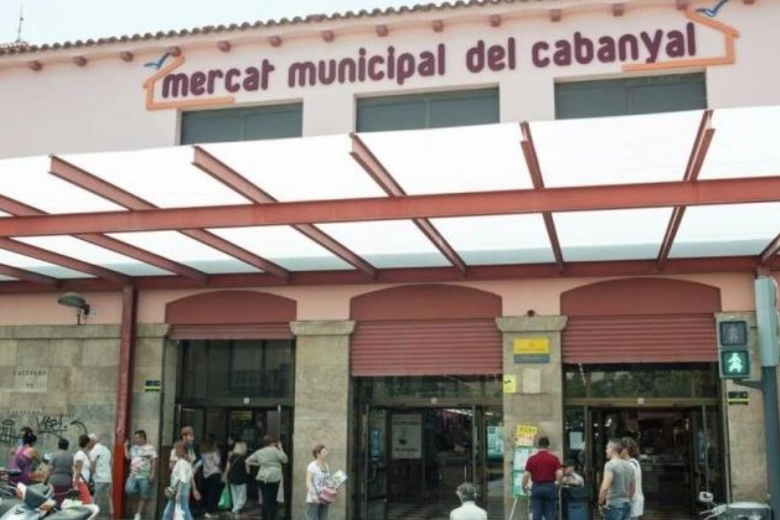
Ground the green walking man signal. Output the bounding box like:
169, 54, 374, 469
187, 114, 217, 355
720, 349, 751, 379
717, 319, 751, 379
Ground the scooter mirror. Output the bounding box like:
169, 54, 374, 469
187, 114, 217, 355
699, 491, 714, 504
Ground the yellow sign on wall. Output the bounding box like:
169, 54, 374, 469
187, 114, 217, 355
515, 425, 538, 447
513, 338, 550, 363
503, 374, 517, 394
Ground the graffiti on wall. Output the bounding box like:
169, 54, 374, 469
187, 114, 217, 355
0, 414, 88, 447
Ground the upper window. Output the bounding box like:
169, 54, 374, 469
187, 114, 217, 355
555, 73, 706, 119
357, 88, 500, 132
179, 339, 295, 402
180, 104, 303, 144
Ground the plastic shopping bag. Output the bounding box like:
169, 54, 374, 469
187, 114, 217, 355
218, 485, 232, 511
174, 504, 185, 520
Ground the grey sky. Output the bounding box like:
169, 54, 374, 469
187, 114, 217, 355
1, 0, 422, 45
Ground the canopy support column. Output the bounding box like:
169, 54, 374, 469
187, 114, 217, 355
112, 285, 137, 518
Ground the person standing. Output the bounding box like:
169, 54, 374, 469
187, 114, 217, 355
224, 442, 249, 518
598, 439, 635, 520
73, 434, 93, 505
247, 435, 288, 520
522, 437, 562, 520
124, 430, 158, 520
621, 438, 644, 520
449, 483, 487, 520
200, 436, 222, 519
9, 430, 39, 486
47, 439, 74, 506
161, 441, 201, 520
170, 426, 199, 470
305, 445, 332, 520
89, 433, 113, 518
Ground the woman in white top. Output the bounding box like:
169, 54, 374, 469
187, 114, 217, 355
73, 434, 93, 505
200, 436, 222, 519
305, 445, 331, 520
621, 437, 644, 519
161, 441, 201, 520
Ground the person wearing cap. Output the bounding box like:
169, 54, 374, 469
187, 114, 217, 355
89, 433, 113, 518
522, 437, 563, 520
561, 459, 584, 488
450, 483, 487, 520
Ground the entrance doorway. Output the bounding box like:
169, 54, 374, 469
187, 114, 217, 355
587, 407, 721, 518
563, 364, 724, 519
174, 339, 296, 519
176, 406, 294, 511
355, 376, 504, 520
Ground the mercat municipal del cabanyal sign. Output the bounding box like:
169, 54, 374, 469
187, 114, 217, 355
143, 3, 741, 110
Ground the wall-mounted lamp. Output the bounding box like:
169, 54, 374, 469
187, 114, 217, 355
57, 292, 91, 325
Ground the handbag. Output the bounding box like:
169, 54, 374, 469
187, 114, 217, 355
80, 472, 95, 496
317, 466, 339, 504
173, 504, 185, 520
218, 484, 232, 510
317, 486, 339, 504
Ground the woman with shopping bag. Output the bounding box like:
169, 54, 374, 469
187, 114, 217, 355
223, 442, 249, 518
161, 441, 201, 520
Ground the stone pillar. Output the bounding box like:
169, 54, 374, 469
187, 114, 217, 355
716, 312, 768, 502
128, 324, 170, 518
496, 316, 567, 519
291, 321, 355, 520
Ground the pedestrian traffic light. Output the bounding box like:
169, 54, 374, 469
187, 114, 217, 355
719, 349, 751, 379
717, 319, 751, 379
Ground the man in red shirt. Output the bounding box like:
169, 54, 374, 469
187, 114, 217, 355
522, 437, 562, 520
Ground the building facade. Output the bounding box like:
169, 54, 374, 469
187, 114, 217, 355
0, 1, 779, 519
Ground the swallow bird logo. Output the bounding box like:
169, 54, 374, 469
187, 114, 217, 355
696, 0, 732, 18
143, 52, 171, 70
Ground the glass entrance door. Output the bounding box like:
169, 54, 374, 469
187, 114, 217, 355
362, 407, 389, 520
359, 406, 503, 520
584, 407, 722, 518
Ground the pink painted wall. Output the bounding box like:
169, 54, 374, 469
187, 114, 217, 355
0, 273, 765, 326
0, 0, 777, 156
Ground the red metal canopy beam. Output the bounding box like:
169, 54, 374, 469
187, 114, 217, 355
520, 122, 564, 272
657, 109, 716, 270
0, 194, 208, 283
0, 263, 58, 286
49, 156, 290, 281
350, 134, 468, 276
192, 146, 377, 278
3, 175, 780, 237
0, 237, 129, 285
0, 255, 777, 295
760, 233, 780, 266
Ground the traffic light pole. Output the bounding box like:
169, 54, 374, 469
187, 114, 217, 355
755, 277, 780, 518
762, 366, 780, 518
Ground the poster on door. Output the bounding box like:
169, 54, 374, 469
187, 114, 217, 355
391, 414, 422, 460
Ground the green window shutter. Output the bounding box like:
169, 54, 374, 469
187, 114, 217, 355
555, 73, 706, 120
181, 104, 303, 144
357, 88, 500, 132
356, 98, 428, 132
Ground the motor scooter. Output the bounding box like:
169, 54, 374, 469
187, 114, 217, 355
0, 469, 23, 518
699, 491, 771, 520
0, 483, 98, 520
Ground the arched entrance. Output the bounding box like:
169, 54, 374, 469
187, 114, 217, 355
561, 278, 724, 519
351, 284, 505, 520
167, 290, 297, 518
